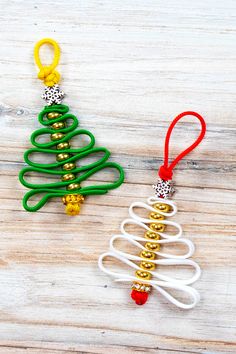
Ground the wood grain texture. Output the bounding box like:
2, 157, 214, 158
0, 0, 236, 353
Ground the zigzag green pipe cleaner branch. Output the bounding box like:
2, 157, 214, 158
19, 104, 125, 215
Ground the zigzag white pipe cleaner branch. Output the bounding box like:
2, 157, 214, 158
99, 111, 206, 309
98, 196, 201, 309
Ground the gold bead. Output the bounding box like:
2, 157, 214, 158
145, 242, 160, 251
135, 270, 151, 280
62, 194, 84, 216
47, 112, 62, 120
132, 282, 151, 293
150, 223, 165, 232
140, 250, 155, 260
51, 122, 65, 130
63, 162, 76, 171
62, 194, 84, 205
140, 261, 155, 271
149, 212, 165, 221
61, 173, 76, 182
57, 142, 70, 150
154, 203, 170, 213
65, 203, 80, 216
51, 132, 65, 141
145, 231, 160, 240
67, 183, 81, 191
56, 153, 70, 161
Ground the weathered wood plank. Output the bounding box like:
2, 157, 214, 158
0, 0, 236, 353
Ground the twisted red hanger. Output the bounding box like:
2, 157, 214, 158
158, 111, 206, 181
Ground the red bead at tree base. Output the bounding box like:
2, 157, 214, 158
131, 290, 149, 305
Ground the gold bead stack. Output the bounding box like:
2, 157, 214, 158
48, 111, 82, 211
132, 202, 170, 293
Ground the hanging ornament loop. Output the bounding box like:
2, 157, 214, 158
34, 38, 61, 86
159, 111, 206, 181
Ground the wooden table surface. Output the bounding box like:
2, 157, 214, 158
0, 1, 236, 353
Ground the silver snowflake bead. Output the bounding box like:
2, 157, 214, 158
152, 178, 175, 199
42, 84, 65, 106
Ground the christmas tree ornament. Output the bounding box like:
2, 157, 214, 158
19, 38, 124, 215
99, 111, 206, 309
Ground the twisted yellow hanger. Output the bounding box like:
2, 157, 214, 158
34, 38, 61, 86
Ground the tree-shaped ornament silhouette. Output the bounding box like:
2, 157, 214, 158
99, 112, 206, 309
19, 39, 124, 215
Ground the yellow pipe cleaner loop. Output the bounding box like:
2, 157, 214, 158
34, 38, 61, 86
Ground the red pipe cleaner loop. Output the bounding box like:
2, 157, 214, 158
158, 111, 206, 181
